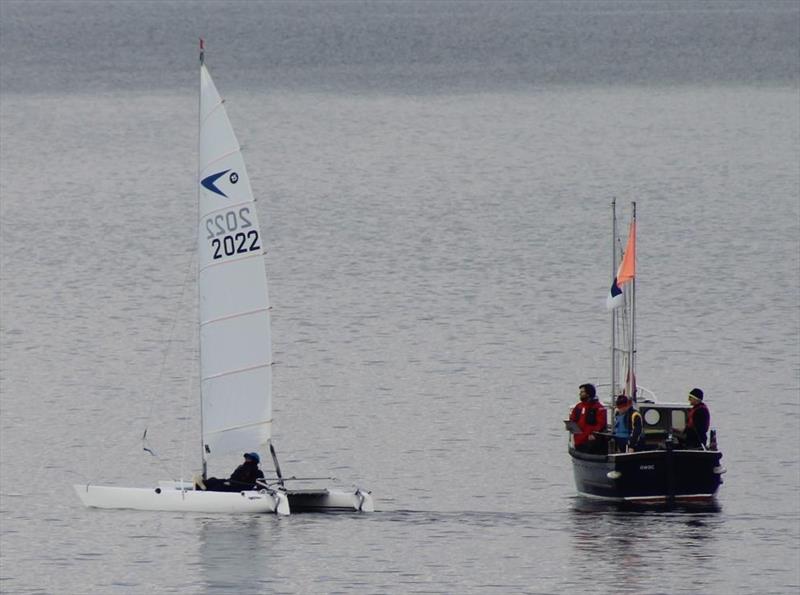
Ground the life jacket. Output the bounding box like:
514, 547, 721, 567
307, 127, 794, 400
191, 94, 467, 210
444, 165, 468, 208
687, 402, 709, 429
628, 409, 644, 448
572, 400, 600, 426
571, 399, 607, 446
686, 402, 710, 446
614, 408, 643, 448
614, 408, 632, 438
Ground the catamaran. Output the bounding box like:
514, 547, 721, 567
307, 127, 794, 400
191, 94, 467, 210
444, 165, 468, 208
566, 200, 725, 504
74, 42, 373, 515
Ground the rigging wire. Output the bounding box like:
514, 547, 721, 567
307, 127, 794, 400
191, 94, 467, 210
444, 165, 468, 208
179, 305, 200, 484
140, 247, 197, 474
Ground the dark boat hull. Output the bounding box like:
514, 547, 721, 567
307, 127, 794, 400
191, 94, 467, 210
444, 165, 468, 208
569, 447, 724, 503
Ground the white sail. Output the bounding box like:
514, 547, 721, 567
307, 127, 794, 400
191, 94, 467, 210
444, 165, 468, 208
198, 63, 272, 459
74, 49, 371, 516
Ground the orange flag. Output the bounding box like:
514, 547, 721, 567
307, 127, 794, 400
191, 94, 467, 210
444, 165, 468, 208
616, 221, 636, 286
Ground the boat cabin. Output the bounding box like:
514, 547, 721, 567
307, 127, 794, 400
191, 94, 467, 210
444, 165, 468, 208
636, 401, 692, 449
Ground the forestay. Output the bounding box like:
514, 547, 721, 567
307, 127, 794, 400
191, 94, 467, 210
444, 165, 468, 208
198, 62, 272, 460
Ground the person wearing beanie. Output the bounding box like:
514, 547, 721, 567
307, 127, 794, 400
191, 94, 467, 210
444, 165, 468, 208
681, 388, 710, 448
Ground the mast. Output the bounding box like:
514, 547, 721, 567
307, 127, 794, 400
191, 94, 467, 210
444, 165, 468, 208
198, 38, 207, 480
610, 198, 617, 405
628, 201, 637, 400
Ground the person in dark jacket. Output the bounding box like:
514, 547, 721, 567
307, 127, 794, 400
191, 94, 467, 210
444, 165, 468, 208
196, 452, 265, 492
682, 388, 710, 448
569, 383, 608, 454
612, 394, 645, 452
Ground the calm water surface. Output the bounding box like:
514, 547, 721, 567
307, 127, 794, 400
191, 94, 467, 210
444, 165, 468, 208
1, 2, 798, 593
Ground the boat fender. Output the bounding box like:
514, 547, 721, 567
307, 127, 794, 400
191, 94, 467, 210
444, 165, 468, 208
713, 466, 727, 475
606, 471, 622, 480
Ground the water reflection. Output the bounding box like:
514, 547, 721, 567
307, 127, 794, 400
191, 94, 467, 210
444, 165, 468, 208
197, 516, 284, 593
568, 497, 722, 591
572, 497, 722, 516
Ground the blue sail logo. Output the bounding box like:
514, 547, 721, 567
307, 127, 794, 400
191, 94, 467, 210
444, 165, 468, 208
201, 169, 239, 197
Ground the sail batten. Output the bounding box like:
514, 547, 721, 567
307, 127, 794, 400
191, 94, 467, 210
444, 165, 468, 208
201, 306, 272, 327
198, 250, 264, 274
204, 419, 274, 436
201, 100, 228, 123
198, 63, 272, 461
202, 361, 272, 382
200, 149, 244, 174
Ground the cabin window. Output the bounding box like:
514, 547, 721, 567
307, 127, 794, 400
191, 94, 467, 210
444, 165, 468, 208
672, 410, 686, 431
643, 408, 661, 427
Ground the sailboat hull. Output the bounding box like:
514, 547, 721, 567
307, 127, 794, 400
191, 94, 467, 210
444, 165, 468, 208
569, 447, 724, 503
73, 484, 281, 513
286, 488, 374, 512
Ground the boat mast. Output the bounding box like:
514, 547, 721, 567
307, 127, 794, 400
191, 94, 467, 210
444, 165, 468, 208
610, 198, 617, 404
198, 38, 208, 480
629, 201, 637, 400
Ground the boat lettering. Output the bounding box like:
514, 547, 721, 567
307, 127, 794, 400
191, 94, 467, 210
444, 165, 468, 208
639, 464, 655, 471
205, 207, 254, 239
211, 230, 261, 259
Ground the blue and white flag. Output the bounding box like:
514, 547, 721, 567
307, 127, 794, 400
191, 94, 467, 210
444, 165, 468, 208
606, 277, 625, 310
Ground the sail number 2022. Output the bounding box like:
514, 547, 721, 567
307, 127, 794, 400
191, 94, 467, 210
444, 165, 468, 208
205, 207, 261, 260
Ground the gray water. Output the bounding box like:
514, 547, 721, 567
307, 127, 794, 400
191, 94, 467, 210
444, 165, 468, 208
1, 1, 799, 593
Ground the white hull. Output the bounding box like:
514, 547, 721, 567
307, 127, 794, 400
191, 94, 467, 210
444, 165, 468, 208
74, 483, 288, 514
160, 481, 374, 513
286, 487, 375, 513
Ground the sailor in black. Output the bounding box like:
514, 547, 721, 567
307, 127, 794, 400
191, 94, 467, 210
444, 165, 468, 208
197, 452, 265, 492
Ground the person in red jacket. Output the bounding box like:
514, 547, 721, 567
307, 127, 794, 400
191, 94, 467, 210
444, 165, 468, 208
569, 383, 608, 454
680, 388, 710, 449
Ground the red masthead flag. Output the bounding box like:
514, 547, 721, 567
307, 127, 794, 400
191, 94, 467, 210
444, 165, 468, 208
606, 221, 636, 310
